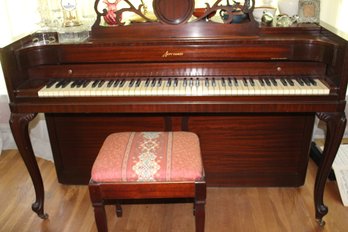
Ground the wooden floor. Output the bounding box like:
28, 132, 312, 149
1, 149, 348, 232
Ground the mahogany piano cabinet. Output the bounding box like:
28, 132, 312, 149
1, 0, 347, 227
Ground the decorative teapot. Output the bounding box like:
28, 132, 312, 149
219, 0, 247, 24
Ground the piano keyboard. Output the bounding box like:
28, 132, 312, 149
38, 77, 330, 97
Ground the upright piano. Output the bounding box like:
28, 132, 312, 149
1, 0, 347, 226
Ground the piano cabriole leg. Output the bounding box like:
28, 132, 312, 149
314, 112, 346, 226
9, 113, 48, 219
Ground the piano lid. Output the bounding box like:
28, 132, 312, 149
91, 0, 260, 40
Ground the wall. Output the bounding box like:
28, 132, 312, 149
0, 0, 53, 160
320, 0, 348, 34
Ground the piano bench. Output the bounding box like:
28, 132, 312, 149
88, 131, 206, 232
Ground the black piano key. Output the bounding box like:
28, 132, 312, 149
55, 80, 66, 88
92, 80, 100, 88
183, 78, 188, 87
227, 78, 232, 87
113, 79, 120, 87
54, 80, 62, 88
205, 78, 209, 87
157, 78, 162, 87
82, 80, 91, 88
119, 79, 126, 87
145, 79, 150, 87
249, 78, 255, 86
76, 80, 85, 88
270, 78, 277, 86
135, 79, 141, 87
280, 79, 288, 86
107, 80, 115, 87
243, 78, 248, 86
221, 78, 226, 87
296, 78, 305, 86
129, 79, 135, 87
308, 77, 317, 86
166, 79, 172, 87
70, 80, 78, 88
302, 77, 312, 86
46, 80, 58, 88
233, 78, 238, 86
174, 78, 178, 87
98, 80, 105, 87
189, 78, 193, 87
287, 78, 295, 86
212, 78, 216, 87
264, 78, 271, 86
259, 79, 265, 86
151, 79, 157, 87
195, 78, 200, 87
61, 80, 71, 88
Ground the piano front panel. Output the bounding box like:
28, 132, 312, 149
46, 113, 314, 186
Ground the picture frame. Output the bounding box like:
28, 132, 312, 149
298, 0, 320, 23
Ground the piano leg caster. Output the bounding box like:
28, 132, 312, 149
32, 202, 49, 219
316, 218, 326, 227
38, 212, 49, 220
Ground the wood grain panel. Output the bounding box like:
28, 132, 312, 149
46, 113, 314, 186
46, 114, 167, 184
188, 113, 314, 186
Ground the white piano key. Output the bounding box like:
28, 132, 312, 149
237, 80, 249, 95
137, 80, 149, 96
316, 79, 330, 94
293, 80, 309, 95
38, 81, 59, 97
80, 82, 94, 96
272, 79, 285, 95
253, 80, 263, 95
165, 79, 175, 96
245, 80, 255, 96
219, 79, 227, 96
177, 80, 186, 96
278, 79, 290, 95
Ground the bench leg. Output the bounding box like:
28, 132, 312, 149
93, 204, 108, 232
115, 201, 123, 217
194, 201, 205, 232
195, 180, 206, 232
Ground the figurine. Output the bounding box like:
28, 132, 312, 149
103, 0, 122, 25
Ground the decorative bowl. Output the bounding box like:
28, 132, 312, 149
193, 8, 216, 19
253, 7, 277, 22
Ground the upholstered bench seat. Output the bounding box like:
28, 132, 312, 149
89, 131, 206, 232
91, 131, 203, 182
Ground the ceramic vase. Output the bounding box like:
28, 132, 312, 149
278, 0, 299, 17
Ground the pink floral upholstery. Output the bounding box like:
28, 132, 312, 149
91, 132, 203, 182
